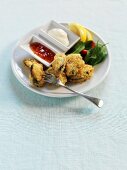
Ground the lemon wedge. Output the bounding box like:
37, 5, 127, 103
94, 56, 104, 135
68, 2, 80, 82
69, 23, 87, 42
86, 29, 93, 41
69, 23, 93, 42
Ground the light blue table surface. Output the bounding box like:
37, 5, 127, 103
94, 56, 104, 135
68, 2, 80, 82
0, 0, 127, 169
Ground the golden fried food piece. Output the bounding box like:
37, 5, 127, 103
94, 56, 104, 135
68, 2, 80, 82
66, 54, 84, 65
30, 63, 45, 87
46, 53, 67, 85
57, 72, 67, 85
65, 54, 94, 83
69, 64, 94, 83
65, 54, 85, 77
82, 64, 94, 80
46, 67, 67, 85
45, 67, 55, 75
23, 58, 45, 87
52, 53, 66, 72
24, 58, 38, 68
23, 52, 94, 87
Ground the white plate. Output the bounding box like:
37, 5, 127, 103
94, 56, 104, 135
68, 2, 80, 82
11, 24, 111, 98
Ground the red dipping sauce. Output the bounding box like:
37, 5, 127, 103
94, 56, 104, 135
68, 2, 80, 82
30, 42, 55, 63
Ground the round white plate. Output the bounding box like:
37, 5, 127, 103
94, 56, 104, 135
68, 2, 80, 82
11, 24, 111, 98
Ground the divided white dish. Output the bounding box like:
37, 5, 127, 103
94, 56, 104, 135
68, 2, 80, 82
20, 20, 80, 67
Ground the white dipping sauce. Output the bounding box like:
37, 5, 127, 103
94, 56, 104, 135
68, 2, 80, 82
48, 28, 69, 46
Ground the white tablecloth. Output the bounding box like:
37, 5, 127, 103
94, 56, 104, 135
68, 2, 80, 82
0, 0, 127, 169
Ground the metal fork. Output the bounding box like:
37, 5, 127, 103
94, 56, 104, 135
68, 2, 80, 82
43, 73, 103, 108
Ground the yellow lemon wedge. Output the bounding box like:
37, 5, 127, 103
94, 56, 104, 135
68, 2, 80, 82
86, 29, 93, 41
69, 23, 87, 42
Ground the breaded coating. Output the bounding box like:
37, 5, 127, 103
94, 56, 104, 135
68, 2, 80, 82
46, 67, 67, 85
24, 58, 38, 68
45, 67, 56, 75
82, 64, 94, 80
65, 54, 85, 77
69, 64, 94, 83
66, 53, 83, 61
23, 53, 94, 87
23, 58, 45, 87
65, 54, 94, 83
30, 63, 45, 87
58, 72, 67, 85
46, 53, 67, 85
52, 53, 66, 72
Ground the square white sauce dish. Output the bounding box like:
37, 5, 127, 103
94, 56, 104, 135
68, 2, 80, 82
39, 20, 80, 53
20, 34, 60, 67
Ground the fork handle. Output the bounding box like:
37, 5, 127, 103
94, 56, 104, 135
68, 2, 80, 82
60, 83, 103, 108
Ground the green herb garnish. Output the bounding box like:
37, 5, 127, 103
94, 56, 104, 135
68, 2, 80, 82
66, 41, 85, 54
84, 42, 108, 66
84, 41, 95, 50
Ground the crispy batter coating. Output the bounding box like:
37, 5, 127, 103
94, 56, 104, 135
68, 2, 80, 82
65, 54, 85, 77
66, 54, 94, 82
46, 67, 67, 85
46, 53, 67, 85
24, 58, 38, 68
24, 58, 45, 87
66, 54, 84, 64
30, 63, 45, 87
52, 53, 66, 72
68, 64, 94, 82
23, 53, 94, 87
58, 72, 67, 85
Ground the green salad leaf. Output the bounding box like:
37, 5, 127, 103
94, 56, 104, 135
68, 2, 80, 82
66, 41, 85, 54
84, 41, 95, 50
84, 42, 108, 66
